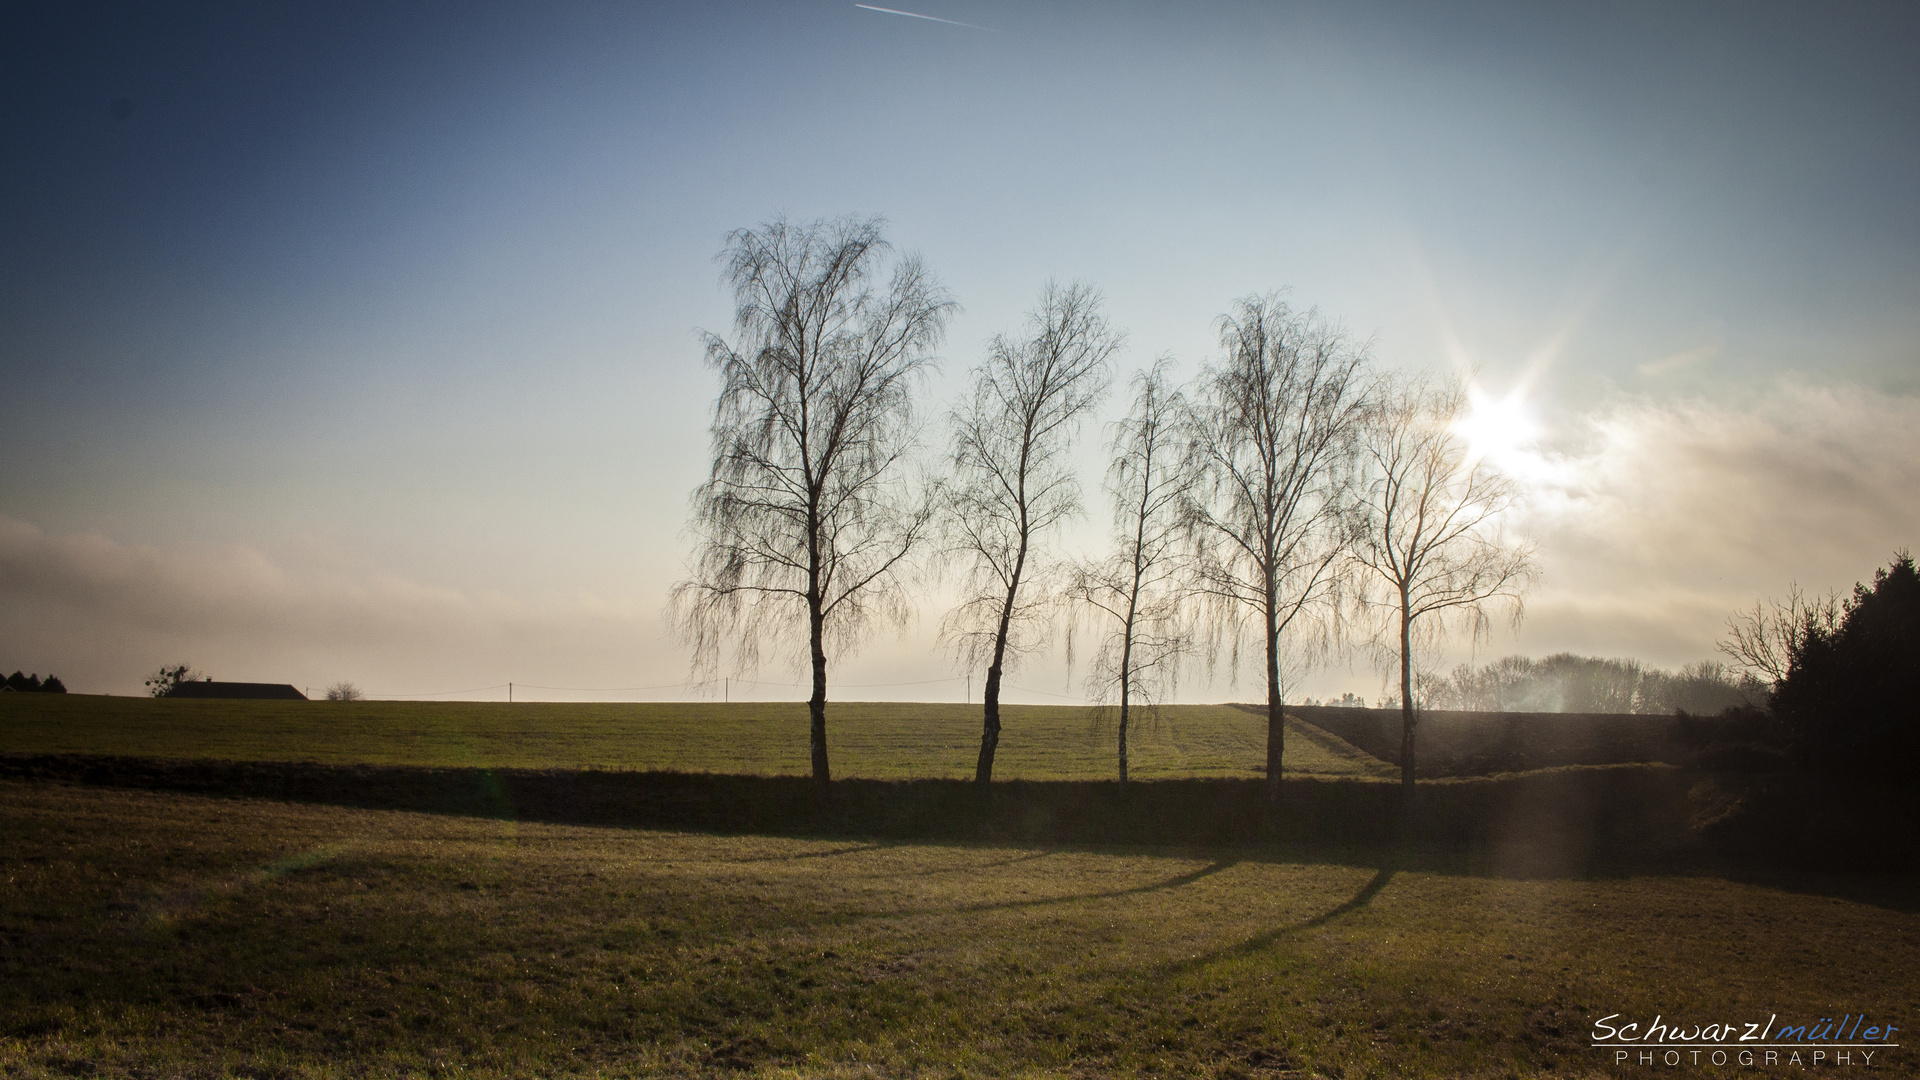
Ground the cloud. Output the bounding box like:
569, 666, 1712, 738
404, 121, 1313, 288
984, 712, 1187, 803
1635, 341, 1720, 377
0, 517, 672, 696
1503, 380, 1920, 666
5, 379, 1914, 698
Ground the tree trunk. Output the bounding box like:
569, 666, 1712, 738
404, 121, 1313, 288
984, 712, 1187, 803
809, 603, 830, 792
977, 656, 1003, 784
977, 534, 1029, 784
976, 594, 1014, 783
1264, 599, 1284, 809
1398, 593, 1415, 818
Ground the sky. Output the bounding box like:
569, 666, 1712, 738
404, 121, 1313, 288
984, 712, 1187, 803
2, 0, 1916, 703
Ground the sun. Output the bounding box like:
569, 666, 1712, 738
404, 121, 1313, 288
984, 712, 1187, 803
1455, 383, 1538, 468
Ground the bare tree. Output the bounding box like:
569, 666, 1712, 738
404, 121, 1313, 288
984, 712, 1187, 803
1719, 584, 1842, 687
671, 215, 955, 790
144, 664, 202, 697
1183, 295, 1371, 809
1350, 372, 1536, 804
943, 281, 1120, 783
325, 681, 364, 701
1067, 359, 1192, 786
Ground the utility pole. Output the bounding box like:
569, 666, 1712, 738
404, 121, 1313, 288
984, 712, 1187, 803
508, 682, 513, 703
724, 677, 729, 704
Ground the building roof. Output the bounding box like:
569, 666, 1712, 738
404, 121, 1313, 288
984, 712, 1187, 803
166, 681, 308, 700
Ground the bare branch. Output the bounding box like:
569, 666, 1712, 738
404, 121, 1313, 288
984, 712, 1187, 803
941, 281, 1120, 783
1718, 583, 1842, 687
1348, 370, 1538, 797
669, 215, 955, 787
1180, 294, 1372, 806
1064, 359, 1194, 784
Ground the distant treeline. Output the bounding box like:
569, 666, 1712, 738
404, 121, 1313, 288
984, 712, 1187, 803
4, 671, 67, 694
1418, 654, 1764, 715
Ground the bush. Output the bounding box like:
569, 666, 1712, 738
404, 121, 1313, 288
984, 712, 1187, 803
1771, 552, 1919, 785
324, 682, 363, 702
144, 665, 202, 698
1685, 742, 1790, 774
1668, 705, 1785, 751
4, 671, 66, 694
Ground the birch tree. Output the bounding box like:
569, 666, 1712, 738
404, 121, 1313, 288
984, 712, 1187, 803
1351, 373, 1535, 804
943, 281, 1119, 783
671, 215, 955, 790
1184, 295, 1370, 809
1067, 360, 1192, 785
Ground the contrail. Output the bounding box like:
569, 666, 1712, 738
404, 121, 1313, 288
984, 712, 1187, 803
853, 4, 996, 31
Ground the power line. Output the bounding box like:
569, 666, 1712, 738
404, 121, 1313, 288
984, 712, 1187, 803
361, 673, 1008, 700
510, 680, 697, 693
1006, 683, 1084, 702
369, 683, 510, 699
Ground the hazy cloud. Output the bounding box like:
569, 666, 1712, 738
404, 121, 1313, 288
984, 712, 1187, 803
1507, 381, 1920, 666
1635, 342, 1720, 378
4, 381, 1914, 699
0, 517, 671, 696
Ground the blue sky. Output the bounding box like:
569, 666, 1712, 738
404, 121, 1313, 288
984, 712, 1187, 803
2, 1, 1916, 700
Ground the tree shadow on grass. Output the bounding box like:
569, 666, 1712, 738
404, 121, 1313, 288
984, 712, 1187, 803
1705, 863, 1920, 914
1160, 863, 1397, 977
9, 756, 1913, 911
952, 858, 1239, 914
724, 844, 1063, 878
722, 842, 894, 863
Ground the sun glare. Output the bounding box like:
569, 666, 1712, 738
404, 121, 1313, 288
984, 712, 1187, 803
1456, 384, 1538, 468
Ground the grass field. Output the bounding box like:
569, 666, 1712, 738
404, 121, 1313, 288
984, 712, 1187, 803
5, 695, 1915, 1077
0, 695, 1395, 781
5, 781, 1917, 1079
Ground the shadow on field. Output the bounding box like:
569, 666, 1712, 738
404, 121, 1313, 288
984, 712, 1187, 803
1707, 865, 1920, 914
957, 858, 1239, 913
1164, 864, 1399, 976
725, 842, 891, 863
1299, 864, 1397, 927
1, 752, 1902, 892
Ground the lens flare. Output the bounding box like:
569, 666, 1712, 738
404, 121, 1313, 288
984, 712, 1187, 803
1456, 383, 1538, 468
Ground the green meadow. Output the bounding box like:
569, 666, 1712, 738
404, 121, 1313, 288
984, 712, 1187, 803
3, 695, 1917, 1078
0, 694, 1393, 781
4, 781, 1917, 1079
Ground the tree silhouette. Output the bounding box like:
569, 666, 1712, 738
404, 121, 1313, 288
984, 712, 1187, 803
942, 281, 1117, 783
671, 215, 955, 790
1770, 551, 1919, 783
1066, 359, 1192, 786
1719, 584, 1843, 688
1351, 372, 1535, 803
1183, 296, 1370, 810
144, 664, 202, 698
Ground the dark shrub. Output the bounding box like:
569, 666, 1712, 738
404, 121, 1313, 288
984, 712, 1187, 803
1771, 552, 1919, 786
1686, 742, 1790, 773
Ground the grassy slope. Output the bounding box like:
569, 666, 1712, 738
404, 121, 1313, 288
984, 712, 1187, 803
1295, 706, 1692, 778
0, 695, 1395, 781
3, 781, 1915, 1079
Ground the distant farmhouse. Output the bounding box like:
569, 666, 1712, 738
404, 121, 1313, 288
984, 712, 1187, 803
166, 682, 307, 701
